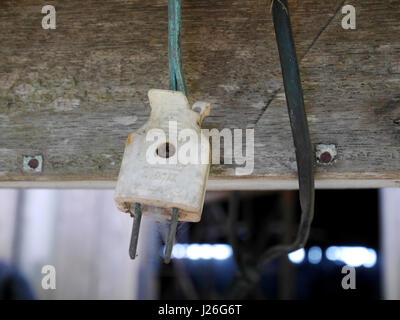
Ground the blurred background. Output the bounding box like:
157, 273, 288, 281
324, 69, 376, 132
0, 188, 399, 300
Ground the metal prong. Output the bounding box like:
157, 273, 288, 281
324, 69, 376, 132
129, 203, 142, 259
164, 207, 179, 264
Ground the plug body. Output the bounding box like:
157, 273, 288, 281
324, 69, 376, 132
115, 89, 211, 222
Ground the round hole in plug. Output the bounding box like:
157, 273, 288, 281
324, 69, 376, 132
156, 142, 176, 158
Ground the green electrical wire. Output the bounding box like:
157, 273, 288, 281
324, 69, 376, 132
164, 0, 184, 264
168, 0, 186, 95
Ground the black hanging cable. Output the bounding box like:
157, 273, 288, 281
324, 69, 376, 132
166, 0, 314, 271
257, 0, 315, 267
228, 0, 315, 297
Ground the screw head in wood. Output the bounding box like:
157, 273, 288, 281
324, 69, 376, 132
23, 155, 43, 173
316, 144, 337, 165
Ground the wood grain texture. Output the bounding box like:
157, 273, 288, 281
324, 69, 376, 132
0, 0, 399, 188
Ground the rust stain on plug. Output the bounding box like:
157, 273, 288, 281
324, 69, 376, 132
126, 133, 133, 147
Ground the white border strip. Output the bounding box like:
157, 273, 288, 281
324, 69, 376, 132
0, 178, 398, 190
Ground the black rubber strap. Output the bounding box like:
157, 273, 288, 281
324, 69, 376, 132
227, 1, 315, 298
258, 0, 315, 266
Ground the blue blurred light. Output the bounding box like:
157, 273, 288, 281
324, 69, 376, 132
288, 248, 305, 264
308, 246, 322, 264
167, 244, 233, 260
325, 246, 377, 268
167, 243, 376, 268
172, 243, 186, 259
212, 244, 233, 260
186, 244, 202, 260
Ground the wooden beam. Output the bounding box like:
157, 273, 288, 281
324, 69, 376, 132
1, 0, 399, 188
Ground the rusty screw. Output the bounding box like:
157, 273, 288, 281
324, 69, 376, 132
28, 158, 39, 169
319, 151, 332, 164
316, 144, 337, 165
23, 155, 43, 173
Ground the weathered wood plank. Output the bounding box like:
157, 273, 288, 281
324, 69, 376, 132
255, 0, 400, 184
0, 0, 399, 188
